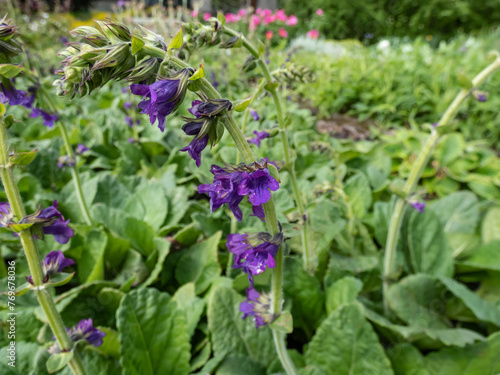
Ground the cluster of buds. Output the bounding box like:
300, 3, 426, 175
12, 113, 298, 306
274, 63, 316, 86
54, 19, 165, 97
181, 17, 224, 56
0, 16, 22, 63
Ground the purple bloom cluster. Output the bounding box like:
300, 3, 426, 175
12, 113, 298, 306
248, 130, 269, 148
0, 202, 13, 227
24, 201, 75, 244
130, 69, 191, 132
30, 108, 58, 127
240, 287, 275, 328
198, 162, 279, 221
226, 232, 281, 284
410, 201, 426, 213
26, 250, 74, 284
49, 318, 106, 354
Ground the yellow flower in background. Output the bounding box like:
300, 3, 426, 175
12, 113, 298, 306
69, 11, 111, 29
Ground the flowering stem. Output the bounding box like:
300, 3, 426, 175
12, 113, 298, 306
0, 113, 86, 375
382, 56, 500, 314
223, 26, 314, 273
40, 90, 93, 226
142, 48, 297, 375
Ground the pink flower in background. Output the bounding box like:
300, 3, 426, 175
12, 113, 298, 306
203, 13, 211, 21
286, 15, 298, 26
256, 8, 262, 15
238, 9, 247, 17
262, 15, 276, 25
278, 27, 288, 38
307, 29, 319, 39
225, 13, 241, 23
265, 30, 273, 40
190, 10, 198, 18
316, 9, 323, 16
276, 9, 287, 21
250, 15, 261, 31
261, 9, 272, 18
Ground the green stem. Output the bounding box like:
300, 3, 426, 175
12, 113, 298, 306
0, 114, 86, 375
223, 26, 314, 273
141, 46, 297, 375
382, 57, 500, 314
40, 90, 93, 226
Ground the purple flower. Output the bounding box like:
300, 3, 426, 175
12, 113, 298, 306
199, 165, 245, 221
248, 130, 269, 148
59, 36, 69, 44
0, 81, 27, 106
123, 101, 132, 109
477, 94, 487, 102
67, 319, 106, 347
250, 109, 260, 121
0, 202, 13, 227
227, 232, 281, 283
30, 108, 58, 127
128, 137, 135, 143
75, 144, 89, 155
432, 122, 439, 128
27, 250, 74, 284
198, 161, 279, 221
125, 116, 133, 128
130, 69, 191, 132
240, 287, 275, 328
57, 155, 76, 168
210, 71, 219, 88
410, 201, 425, 213
238, 168, 279, 205
32, 201, 75, 244
181, 135, 209, 167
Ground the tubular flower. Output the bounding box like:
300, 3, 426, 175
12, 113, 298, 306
0, 80, 27, 106
26, 250, 74, 285
198, 160, 279, 221
130, 68, 192, 132
181, 99, 232, 167
410, 201, 426, 213
248, 130, 269, 148
240, 287, 275, 328
20, 201, 75, 244
227, 232, 282, 284
30, 107, 58, 127
0, 202, 13, 227
48, 318, 106, 354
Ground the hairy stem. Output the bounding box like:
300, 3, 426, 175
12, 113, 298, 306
0, 113, 86, 375
144, 49, 298, 375
223, 26, 314, 274
382, 57, 500, 313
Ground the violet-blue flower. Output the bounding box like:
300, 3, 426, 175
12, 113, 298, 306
0, 81, 27, 106
410, 201, 425, 213
30, 108, 58, 127
238, 168, 279, 206
26, 250, 74, 284
67, 318, 106, 347
227, 232, 281, 283
22, 201, 75, 244
248, 130, 269, 148
250, 109, 260, 121
130, 68, 192, 132
240, 287, 275, 328
75, 144, 89, 155
0, 202, 13, 227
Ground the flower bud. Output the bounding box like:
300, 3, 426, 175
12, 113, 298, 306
242, 56, 257, 72
126, 57, 160, 83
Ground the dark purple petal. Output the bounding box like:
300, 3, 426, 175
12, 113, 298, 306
67, 318, 106, 347
248, 130, 269, 148
239, 287, 273, 328
30, 108, 58, 127
0, 82, 27, 106
42, 218, 74, 244
188, 100, 203, 118
238, 169, 279, 206
76, 144, 89, 154
250, 110, 260, 121
180, 135, 209, 167
410, 201, 425, 213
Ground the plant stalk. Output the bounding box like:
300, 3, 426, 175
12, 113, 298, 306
382, 56, 500, 313
223, 27, 314, 273
0, 114, 86, 375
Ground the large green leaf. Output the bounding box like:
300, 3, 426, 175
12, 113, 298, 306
344, 173, 372, 218
428, 191, 479, 235
458, 241, 500, 271
172, 283, 205, 338
305, 303, 393, 375
481, 207, 500, 244
124, 183, 168, 231
93, 174, 131, 209
78, 229, 108, 283
388, 344, 430, 375
116, 288, 191, 375
59, 349, 121, 375
175, 231, 222, 294
325, 276, 363, 315
435, 133, 464, 167
425, 332, 500, 375
207, 286, 274, 367
405, 209, 453, 277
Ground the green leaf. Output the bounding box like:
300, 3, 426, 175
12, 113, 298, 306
457, 72, 473, 89
175, 231, 222, 294
124, 183, 168, 231
269, 311, 293, 334
216, 353, 265, 375
9, 149, 37, 166
46, 351, 73, 373
404, 209, 453, 277
429, 191, 479, 235
8, 223, 33, 232
435, 133, 465, 167
305, 303, 394, 375
326, 276, 363, 315
124, 218, 156, 256
0, 64, 23, 79
59, 349, 121, 375
78, 229, 108, 283
344, 173, 372, 218
131, 36, 145, 55
172, 283, 205, 338
459, 241, 500, 271
207, 286, 275, 366
93, 174, 131, 209
189, 61, 205, 81
232, 96, 252, 112
46, 272, 75, 287
117, 288, 191, 375
217, 12, 226, 26
168, 28, 183, 50
257, 40, 265, 57
425, 332, 500, 375
481, 207, 500, 244
0, 341, 44, 374
388, 274, 451, 329
388, 344, 430, 375
142, 237, 170, 287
